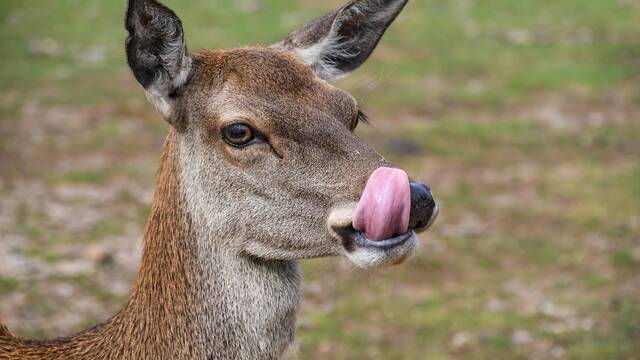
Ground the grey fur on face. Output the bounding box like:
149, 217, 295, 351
123, 1, 415, 358
0, 1, 426, 359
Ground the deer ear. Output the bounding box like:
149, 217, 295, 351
273, 0, 408, 81
125, 0, 191, 124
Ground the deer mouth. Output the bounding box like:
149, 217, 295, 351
328, 206, 430, 269
327, 167, 438, 268
351, 202, 438, 250
353, 229, 414, 249
346, 202, 438, 250
327, 217, 420, 268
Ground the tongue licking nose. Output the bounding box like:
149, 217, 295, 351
353, 167, 411, 241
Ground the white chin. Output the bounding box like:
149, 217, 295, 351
344, 232, 418, 268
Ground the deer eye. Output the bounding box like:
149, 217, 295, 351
222, 123, 255, 147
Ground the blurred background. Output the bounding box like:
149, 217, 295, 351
0, 0, 639, 359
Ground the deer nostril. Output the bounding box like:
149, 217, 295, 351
408, 182, 436, 230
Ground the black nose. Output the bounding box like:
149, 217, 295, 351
408, 182, 437, 230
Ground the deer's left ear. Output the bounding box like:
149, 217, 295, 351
125, 0, 191, 125
273, 0, 408, 81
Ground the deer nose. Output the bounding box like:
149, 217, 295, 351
408, 182, 438, 231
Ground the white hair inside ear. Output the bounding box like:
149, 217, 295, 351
294, 28, 361, 81
126, 0, 192, 124
273, 0, 409, 82
145, 54, 192, 119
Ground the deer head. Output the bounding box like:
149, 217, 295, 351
125, 0, 438, 269
0, 1, 439, 359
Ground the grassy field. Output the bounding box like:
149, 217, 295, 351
1, 0, 639, 359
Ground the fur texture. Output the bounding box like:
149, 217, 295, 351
0, 1, 433, 359
126, 0, 192, 122
274, 0, 409, 80
1, 134, 203, 359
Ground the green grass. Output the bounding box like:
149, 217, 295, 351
0, 277, 20, 292
55, 170, 112, 185
1, 0, 639, 359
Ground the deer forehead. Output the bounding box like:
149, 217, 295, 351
191, 47, 359, 128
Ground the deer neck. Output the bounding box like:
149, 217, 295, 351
125, 129, 301, 359
4, 130, 300, 360
25, 130, 299, 360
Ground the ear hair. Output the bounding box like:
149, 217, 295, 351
273, 0, 409, 81
125, 0, 191, 125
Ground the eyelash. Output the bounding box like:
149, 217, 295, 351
354, 110, 368, 129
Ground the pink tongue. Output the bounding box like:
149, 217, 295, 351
353, 167, 411, 241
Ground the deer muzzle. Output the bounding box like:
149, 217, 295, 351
353, 167, 436, 241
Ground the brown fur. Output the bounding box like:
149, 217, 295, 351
1, 132, 204, 359
1, 1, 435, 359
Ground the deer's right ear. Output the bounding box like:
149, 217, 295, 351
126, 0, 191, 126
273, 0, 409, 82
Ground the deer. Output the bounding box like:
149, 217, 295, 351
0, 0, 438, 358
